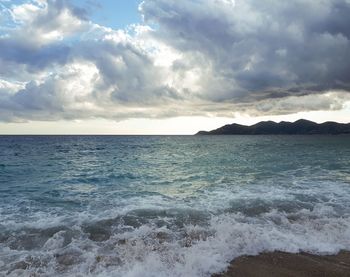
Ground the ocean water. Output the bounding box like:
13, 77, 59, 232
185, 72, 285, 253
1, 135, 350, 277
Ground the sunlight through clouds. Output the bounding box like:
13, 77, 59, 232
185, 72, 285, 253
0, 0, 350, 133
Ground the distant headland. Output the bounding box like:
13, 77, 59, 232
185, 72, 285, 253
196, 119, 350, 135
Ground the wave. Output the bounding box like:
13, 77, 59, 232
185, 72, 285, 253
1, 202, 350, 277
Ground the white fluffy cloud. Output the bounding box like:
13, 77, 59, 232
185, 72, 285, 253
10, 0, 87, 45
0, 0, 350, 122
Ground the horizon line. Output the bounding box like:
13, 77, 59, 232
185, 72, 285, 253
1, 119, 350, 136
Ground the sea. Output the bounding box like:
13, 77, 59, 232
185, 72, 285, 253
1, 135, 350, 277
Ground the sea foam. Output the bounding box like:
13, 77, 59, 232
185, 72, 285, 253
1, 135, 350, 276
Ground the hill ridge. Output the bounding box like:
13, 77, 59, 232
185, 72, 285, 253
196, 119, 350, 135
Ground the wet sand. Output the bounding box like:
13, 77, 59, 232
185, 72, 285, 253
214, 251, 350, 277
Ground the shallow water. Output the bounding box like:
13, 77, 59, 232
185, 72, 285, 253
1, 135, 350, 276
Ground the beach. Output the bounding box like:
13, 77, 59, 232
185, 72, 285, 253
215, 251, 350, 277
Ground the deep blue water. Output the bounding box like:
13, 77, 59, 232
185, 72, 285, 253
1, 135, 350, 276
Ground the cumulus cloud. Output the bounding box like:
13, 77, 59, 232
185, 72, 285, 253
0, 0, 87, 81
0, 0, 350, 122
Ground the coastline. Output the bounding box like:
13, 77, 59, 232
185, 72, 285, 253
213, 251, 350, 277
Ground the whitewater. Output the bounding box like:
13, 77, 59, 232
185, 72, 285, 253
1, 135, 350, 276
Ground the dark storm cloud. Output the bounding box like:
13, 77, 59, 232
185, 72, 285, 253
141, 0, 350, 100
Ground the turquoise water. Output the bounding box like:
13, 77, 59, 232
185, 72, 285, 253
1, 135, 350, 276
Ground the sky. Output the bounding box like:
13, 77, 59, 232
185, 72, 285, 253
0, 0, 349, 134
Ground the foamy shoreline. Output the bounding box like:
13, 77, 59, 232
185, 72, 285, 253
214, 251, 350, 277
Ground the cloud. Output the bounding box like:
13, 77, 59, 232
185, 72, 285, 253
0, 0, 89, 81
141, 0, 350, 100
10, 0, 88, 45
0, 0, 350, 122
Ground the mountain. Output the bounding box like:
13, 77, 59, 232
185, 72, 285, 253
196, 119, 350, 135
